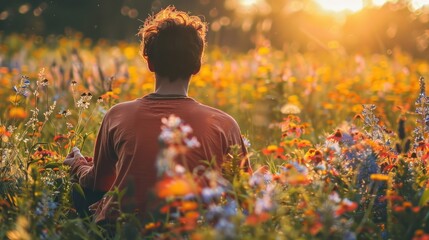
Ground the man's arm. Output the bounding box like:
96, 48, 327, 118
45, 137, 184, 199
68, 112, 118, 192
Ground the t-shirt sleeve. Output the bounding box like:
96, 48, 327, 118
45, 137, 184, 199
70, 112, 117, 192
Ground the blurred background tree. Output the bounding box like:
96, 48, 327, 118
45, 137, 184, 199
1, 0, 429, 56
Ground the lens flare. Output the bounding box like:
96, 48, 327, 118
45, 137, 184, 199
314, 0, 364, 12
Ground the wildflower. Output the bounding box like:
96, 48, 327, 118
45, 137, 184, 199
40, 78, 48, 87
353, 114, 364, 121
327, 129, 342, 142
245, 212, 271, 226
296, 139, 312, 148
242, 135, 251, 148
37, 67, 45, 80
6, 216, 31, 240
43, 101, 56, 120
100, 91, 119, 100
280, 103, 301, 114
60, 109, 71, 117
7, 95, 21, 103
0, 125, 11, 142
53, 134, 68, 143
184, 136, 201, 148
156, 176, 198, 198
304, 148, 323, 164
161, 115, 182, 128
201, 186, 224, 203
370, 173, 389, 181
335, 198, 358, 216
286, 174, 311, 185
403, 201, 412, 208
393, 205, 405, 212
413, 230, 429, 240
9, 107, 27, 119
262, 145, 284, 155
13, 75, 31, 97
215, 218, 236, 238
144, 222, 161, 231
180, 201, 198, 211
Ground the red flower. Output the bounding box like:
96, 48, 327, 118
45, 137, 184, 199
327, 129, 342, 142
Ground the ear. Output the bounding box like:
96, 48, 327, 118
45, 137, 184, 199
147, 59, 155, 72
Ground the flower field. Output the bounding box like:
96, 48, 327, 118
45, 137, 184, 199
2, 34, 429, 239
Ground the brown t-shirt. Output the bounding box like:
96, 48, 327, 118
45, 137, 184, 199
69, 94, 247, 222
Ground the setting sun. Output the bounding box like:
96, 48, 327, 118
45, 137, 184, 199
314, 0, 364, 12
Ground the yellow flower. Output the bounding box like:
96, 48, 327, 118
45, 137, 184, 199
9, 107, 27, 119
123, 46, 136, 60
8, 95, 21, 103
287, 95, 302, 108
370, 174, 389, 181
258, 47, 270, 55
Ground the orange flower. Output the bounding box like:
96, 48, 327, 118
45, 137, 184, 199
53, 134, 68, 143
335, 200, 358, 216
413, 230, 429, 240
287, 174, 311, 185
9, 107, 27, 119
245, 212, 271, 225
180, 201, 198, 211
156, 176, 198, 198
262, 145, 284, 155
144, 221, 161, 231
403, 201, 412, 208
296, 139, 312, 148
101, 91, 119, 100
393, 205, 405, 212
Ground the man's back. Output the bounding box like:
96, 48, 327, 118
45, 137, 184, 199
84, 94, 245, 222
65, 6, 247, 226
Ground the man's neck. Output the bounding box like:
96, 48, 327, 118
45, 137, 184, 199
154, 75, 190, 96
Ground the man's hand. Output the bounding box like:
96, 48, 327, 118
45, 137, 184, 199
64, 147, 84, 166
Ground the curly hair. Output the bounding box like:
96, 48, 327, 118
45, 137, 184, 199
138, 6, 207, 80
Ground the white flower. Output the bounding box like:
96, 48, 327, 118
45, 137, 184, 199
161, 115, 181, 128
184, 136, 200, 148
180, 124, 193, 135
280, 103, 301, 114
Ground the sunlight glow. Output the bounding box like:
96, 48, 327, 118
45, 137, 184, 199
314, 0, 364, 12
410, 0, 429, 10
240, 0, 260, 7
371, 0, 389, 6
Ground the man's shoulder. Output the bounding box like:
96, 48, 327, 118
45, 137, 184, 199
109, 99, 140, 110
104, 99, 141, 118
193, 102, 239, 126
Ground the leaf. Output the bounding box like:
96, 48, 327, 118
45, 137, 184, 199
72, 183, 86, 200
419, 188, 429, 206
44, 162, 61, 169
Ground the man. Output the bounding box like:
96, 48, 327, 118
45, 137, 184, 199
64, 6, 247, 224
